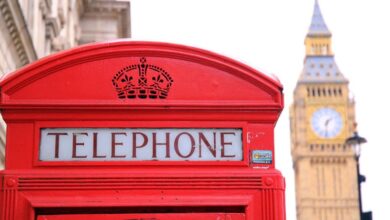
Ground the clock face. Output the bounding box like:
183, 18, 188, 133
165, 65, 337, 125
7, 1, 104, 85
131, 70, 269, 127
311, 108, 343, 139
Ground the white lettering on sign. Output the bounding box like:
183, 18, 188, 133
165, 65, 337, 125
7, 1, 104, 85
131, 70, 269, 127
39, 128, 243, 161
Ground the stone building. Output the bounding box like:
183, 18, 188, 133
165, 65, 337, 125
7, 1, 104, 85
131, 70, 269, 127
290, 1, 360, 220
0, 0, 131, 169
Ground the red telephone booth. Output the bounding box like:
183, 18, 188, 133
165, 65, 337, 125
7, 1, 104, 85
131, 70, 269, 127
0, 42, 285, 220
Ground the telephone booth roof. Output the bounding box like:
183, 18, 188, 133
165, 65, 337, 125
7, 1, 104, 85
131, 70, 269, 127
0, 41, 283, 112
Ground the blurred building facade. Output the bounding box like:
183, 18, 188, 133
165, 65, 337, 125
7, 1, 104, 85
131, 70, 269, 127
0, 0, 131, 169
290, 1, 359, 220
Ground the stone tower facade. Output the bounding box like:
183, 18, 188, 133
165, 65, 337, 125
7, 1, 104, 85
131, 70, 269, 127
290, 1, 360, 219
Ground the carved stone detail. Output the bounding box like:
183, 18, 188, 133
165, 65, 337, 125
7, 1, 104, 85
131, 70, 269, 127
0, 0, 37, 67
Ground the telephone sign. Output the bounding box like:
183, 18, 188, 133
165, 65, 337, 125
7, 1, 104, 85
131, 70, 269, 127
40, 128, 243, 161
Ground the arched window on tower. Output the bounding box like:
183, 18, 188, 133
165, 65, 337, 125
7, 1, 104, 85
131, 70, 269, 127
321, 45, 327, 55
314, 44, 318, 55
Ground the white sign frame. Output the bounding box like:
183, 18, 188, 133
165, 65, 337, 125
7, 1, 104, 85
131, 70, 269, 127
39, 128, 243, 162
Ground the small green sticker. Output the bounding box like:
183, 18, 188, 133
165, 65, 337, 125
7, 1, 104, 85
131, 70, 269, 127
252, 150, 272, 164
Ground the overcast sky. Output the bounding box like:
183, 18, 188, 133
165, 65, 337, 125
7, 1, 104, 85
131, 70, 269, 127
131, 0, 390, 219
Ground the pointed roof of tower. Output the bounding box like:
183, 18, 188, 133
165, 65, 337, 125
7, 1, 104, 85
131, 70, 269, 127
298, 56, 348, 83
298, 0, 348, 84
307, 0, 331, 37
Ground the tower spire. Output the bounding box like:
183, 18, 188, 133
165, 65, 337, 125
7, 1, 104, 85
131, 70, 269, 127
299, 0, 347, 83
308, 0, 331, 37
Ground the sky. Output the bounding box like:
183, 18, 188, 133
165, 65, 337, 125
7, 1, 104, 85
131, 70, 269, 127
130, 0, 390, 219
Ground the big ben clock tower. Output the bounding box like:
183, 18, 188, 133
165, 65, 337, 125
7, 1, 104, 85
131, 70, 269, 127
290, 1, 360, 220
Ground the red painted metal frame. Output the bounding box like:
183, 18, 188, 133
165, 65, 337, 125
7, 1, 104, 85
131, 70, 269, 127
37, 213, 246, 220
3, 169, 285, 219
0, 41, 285, 220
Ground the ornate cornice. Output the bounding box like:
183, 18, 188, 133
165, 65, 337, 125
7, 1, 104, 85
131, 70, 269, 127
82, 0, 131, 38
39, 0, 52, 17
0, 0, 37, 67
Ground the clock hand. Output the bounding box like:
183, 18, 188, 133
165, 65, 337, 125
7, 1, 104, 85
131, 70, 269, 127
325, 118, 332, 126
324, 118, 333, 138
